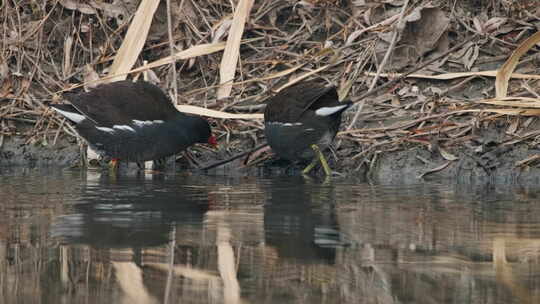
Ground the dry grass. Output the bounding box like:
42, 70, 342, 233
1, 0, 540, 168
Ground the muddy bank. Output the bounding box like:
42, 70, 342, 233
0, 136, 80, 167
3, 133, 540, 184
364, 145, 540, 184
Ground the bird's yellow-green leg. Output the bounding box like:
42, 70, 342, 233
302, 155, 319, 175
302, 144, 332, 176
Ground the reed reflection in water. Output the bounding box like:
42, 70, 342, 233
1, 168, 540, 303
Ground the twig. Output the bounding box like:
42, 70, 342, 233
347, 0, 410, 130
167, 0, 179, 103
370, 1, 410, 92
199, 142, 268, 171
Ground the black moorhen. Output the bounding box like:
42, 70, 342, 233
51, 80, 217, 167
264, 81, 352, 176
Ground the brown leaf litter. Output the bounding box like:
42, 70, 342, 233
2, 1, 540, 176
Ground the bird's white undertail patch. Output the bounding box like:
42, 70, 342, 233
51, 107, 85, 123
315, 104, 349, 116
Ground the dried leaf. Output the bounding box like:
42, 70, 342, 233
338, 78, 354, 101
507, 118, 519, 134
63, 34, 74, 78
483, 17, 507, 33
439, 148, 458, 161
93, 0, 135, 25
462, 45, 479, 70
0, 79, 12, 99
473, 17, 483, 32
391, 95, 401, 106
212, 18, 233, 43
0, 61, 9, 84
496, 31, 540, 98
59, 0, 97, 14
346, 29, 366, 46
375, 6, 450, 70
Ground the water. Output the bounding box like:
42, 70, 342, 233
1, 168, 540, 304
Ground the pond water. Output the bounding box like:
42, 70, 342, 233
1, 168, 540, 304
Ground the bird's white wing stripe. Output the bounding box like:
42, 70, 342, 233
96, 127, 115, 134
97, 121, 165, 134
132, 120, 165, 127
132, 120, 150, 127
315, 104, 349, 116
113, 125, 136, 132
266, 122, 303, 126
51, 107, 86, 123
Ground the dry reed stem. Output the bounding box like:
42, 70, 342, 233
107, 0, 160, 82
217, 0, 254, 99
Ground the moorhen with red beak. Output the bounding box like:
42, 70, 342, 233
51, 80, 217, 168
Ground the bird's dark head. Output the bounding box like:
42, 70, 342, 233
194, 117, 217, 148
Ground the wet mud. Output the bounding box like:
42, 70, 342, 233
3, 133, 540, 184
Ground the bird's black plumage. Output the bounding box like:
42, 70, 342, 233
51, 80, 216, 163
264, 81, 352, 163
63, 81, 179, 126
264, 81, 352, 160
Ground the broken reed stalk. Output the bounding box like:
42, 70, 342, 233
166, 0, 179, 103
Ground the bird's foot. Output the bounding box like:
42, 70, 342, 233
109, 158, 119, 171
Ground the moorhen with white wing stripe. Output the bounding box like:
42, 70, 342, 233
263, 81, 352, 176
51, 80, 217, 168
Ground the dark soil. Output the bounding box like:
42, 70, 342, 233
4, 131, 540, 184
0, 136, 79, 167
